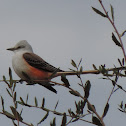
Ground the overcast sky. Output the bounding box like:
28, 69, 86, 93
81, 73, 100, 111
0, 0, 126, 126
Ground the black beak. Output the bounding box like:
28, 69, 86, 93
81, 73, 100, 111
6, 47, 15, 51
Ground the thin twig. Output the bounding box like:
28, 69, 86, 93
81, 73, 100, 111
99, 0, 126, 62
0, 111, 32, 126
50, 81, 105, 126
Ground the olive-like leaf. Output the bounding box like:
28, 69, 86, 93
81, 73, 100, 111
78, 58, 82, 67
120, 30, 126, 37
80, 66, 83, 73
87, 103, 96, 112
61, 113, 67, 126
10, 106, 23, 121
42, 97, 45, 108
112, 33, 121, 47
122, 58, 125, 66
102, 103, 109, 118
6, 88, 12, 97
92, 7, 107, 17
72, 118, 79, 122
20, 97, 25, 104
14, 92, 17, 102
69, 90, 80, 97
9, 67, 13, 87
54, 100, 59, 110
118, 58, 122, 66
92, 64, 97, 70
50, 117, 56, 126
13, 83, 16, 92
84, 80, 91, 98
119, 101, 123, 109
71, 59, 77, 68
110, 4, 114, 22
92, 116, 102, 125
61, 74, 70, 87
35, 97, 38, 107
4, 110, 15, 120
37, 111, 49, 125
1, 96, 4, 111
26, 94, 29, 104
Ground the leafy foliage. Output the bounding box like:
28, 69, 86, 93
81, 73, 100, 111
1, 1, 126, 126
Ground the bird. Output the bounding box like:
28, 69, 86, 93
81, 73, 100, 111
7, 40, 100, 93
7, 40, 64, 93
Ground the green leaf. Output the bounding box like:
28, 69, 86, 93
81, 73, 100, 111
50, 117, 56, 126
80, 66, 83, 73
75, 101, 79, 114
37, 111, 49, 125
13, 83, 16, 92
71, 59, 77, 68
122, 58, 125, 66
53, 111, 62, 116
20, 97, 25, 104
61, 74, 70, 87
111, 80, 116, 86
72, 118, 79, 122
61, 113, 67, 126
10, 106, 23, 121
42, 98, 45, 108
112, 33, 121, 47
6, 88, 12, 97
20, 108, 23, 116
26, 94, 29, 104
84, 80, 91, 98
4, 110, 15, 120
102, 103, 109, 118
87, 103, 96, 112
117, 84, 122, 89
92, 116, 102, 125
110, 4, 114, 22
92, 64, 97, 70
9, 67, 13, 87
69, 90, 80, 97
1, 96, 4, 111
14, 92, 17, 102
3, 75, 9, 86
30, 124, 34, 126
35, 97, 38, 107
120, 30, 126, 37
68, 109, 76, 118
78, 58, 82, 67
54, 100, 59, 110
115, 75, 118, 83
119, 101, 123, 109
118, 58, 122, 66
92, 7, 107, 17
75, 100, 85, 114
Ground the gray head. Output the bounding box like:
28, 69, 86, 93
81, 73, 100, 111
7, 40, 33, 53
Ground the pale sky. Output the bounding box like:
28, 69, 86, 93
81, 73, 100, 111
0, 0, 126, 126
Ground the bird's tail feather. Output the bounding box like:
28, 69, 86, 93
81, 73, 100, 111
38, 82, 57, 94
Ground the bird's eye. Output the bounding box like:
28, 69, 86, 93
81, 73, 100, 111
17, 46, 21, 49
17, 45, 25, 49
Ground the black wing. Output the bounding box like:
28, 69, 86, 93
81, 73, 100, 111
23, 52, 63, 72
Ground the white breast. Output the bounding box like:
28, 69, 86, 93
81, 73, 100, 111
12, 52, 29, 80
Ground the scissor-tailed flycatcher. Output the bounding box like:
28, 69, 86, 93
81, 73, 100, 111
7, 40, 64, 93
7, 40, 100, 93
